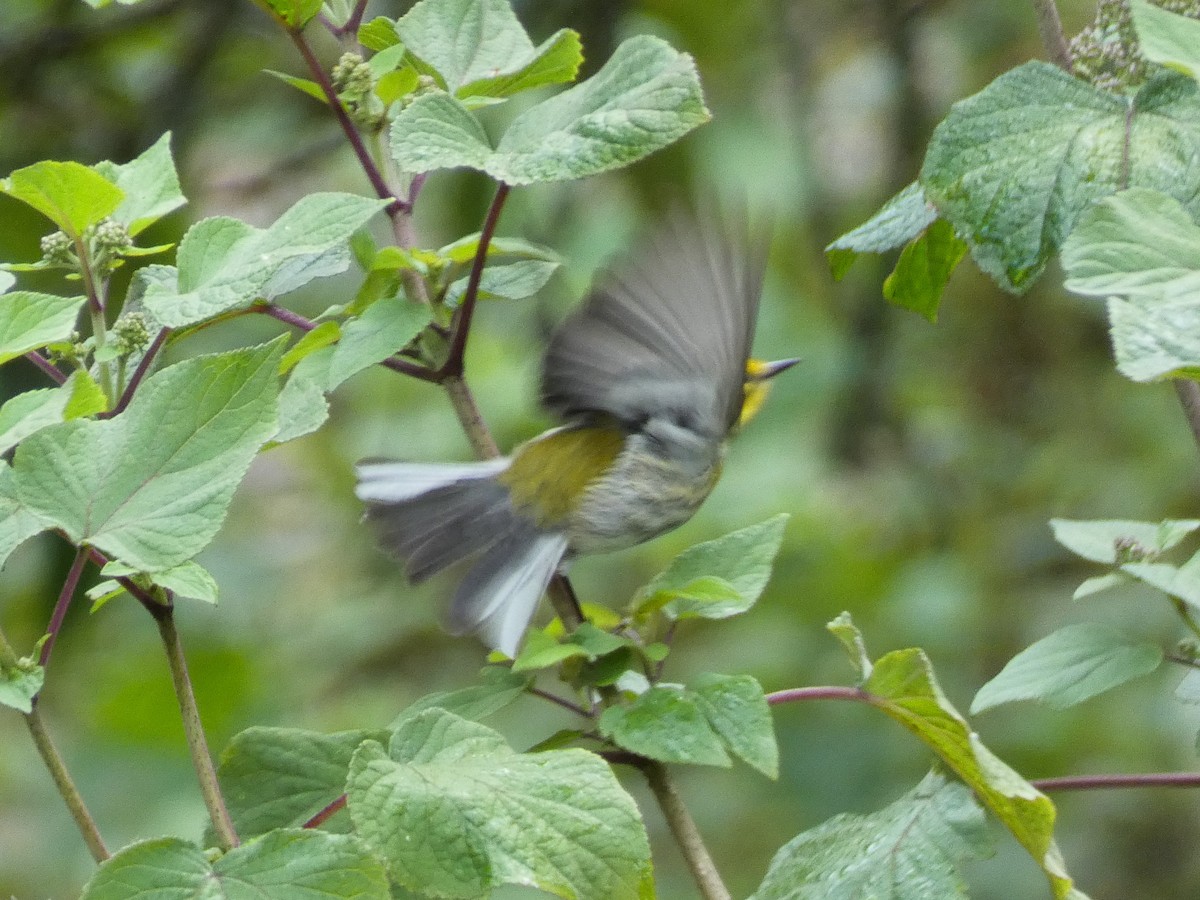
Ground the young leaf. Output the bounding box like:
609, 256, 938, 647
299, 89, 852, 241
399, 668, 531, 722
1051, 516, 1200, 564
1122, 552, 1200, 609
79, 831, 389, 900
348, 709, 652, 899
827, 611, 874, 680
691, 673, 779, 778
863, 647, 1080, 899
445, 258, 559, 305
213, 727, 387, 839
971, 624, 1163, 714
255, 0, 324, 28
99, 559, 219, 604
1, 161, 124, 237
358, 16, 400, 52
882, 219, 968, 323
141, 193, 387, 327
0, 371, 106, 455
826, 181, 938, 280
632, 514, 788, 620
396, 0, 582, 98
391, 35, 709, 184
0, 292, 86, 364
598, 685, 731, 767
264, 69, 330, 104
1062, 188, 1200, 381
1131, 0, 1200, 79
10, 339, 285, 571
0, 654, 43, 714
92, 132, 186, 235
922, 63, 1200, 292
279, 320, 341, 374
752, 772, 992, 900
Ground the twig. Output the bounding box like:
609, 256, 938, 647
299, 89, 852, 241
1031, 0, 1073, 71
639, 760, 732, 900
303, 793, 348, 829
286, 26, 403, 218
548, 575, 585, 633
439, 182, 512, 379
36, 546, 90, 675
151, 604, 240, 850
1032, 771, 1200, 792
1174, 380, 1200, 454
24, 351, 67, 385
105, 327, 170, 418
529, 686, 589, 717
766, 685, 871, 705
0, 626, 109, 862
442, 375, 502, 458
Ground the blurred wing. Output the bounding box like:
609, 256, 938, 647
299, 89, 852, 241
541, 211, 767, 434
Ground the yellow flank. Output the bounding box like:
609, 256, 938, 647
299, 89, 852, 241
738, 359, 775, 430
501, 425, 626, 527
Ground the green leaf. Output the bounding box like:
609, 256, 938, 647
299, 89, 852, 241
827, 611, 874, 680
280, 321, 341, 374
439, 233, 561, 265
863, 646, 1080, 899
396, 0, 582, 98
0, 292, 86, 364
348, 709, 651, 899
1, 161, 124, 237
142, 193, 387, 327
358, 17, 400, 52
10, 339, 284, 571
0, 371, 106, 455
599, 685, 731, 767
92, 132, 186, 235
826, 182, 938, 280
400, 668, 531, 722
80, 831, 389, 899
0, 654, 43, 714
445, 258, 560, 305
882, 219, 968, 323
1131, 0, 1200, 79
1050, 517, 1200, 563
752, 772, 992, 900
1062, 188, 1200, 381
391, 35, 709, 185
922, 63, 1200, 292
99, 559, 219, 604
512, 627, 591, 672
215, 727, 387, 839
633, 514, 788, 620
971, 624, 1163, 714
691, 673, 778, 778
0, 270, 14, 293
265, 69, 330, 104
256, 0, 324, 28
0, 467, 46, 569
1122, 552, 1200, 609
275, 296, 431, 443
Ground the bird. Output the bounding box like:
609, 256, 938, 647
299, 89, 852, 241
355, 209, 795, 656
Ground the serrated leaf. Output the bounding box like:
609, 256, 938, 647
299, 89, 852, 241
1051, 516, 1200, 563
692, 673, 778, 778
883, 219, 967, 323
1062, 188, 1200, 380
0, 655, 43, 713
92, 132, 186, 235
826, 182, 938, 280
265, 69, 330, 104
391, 35, 709, 184
348, 709, 651, 899
0, 292, 86, 364
1123, 552, 1200, 608
399, 668, 530, 723
80, 831, 389, 899
862, 647, 1079, 899
395, 0, 582, 98
445, 258, 559, 305
922, 63, 1200, 293
0, 371, 105, 455
752, 772, 992, 900
1, 161, 124, 237
256, 0, 324, 28
358, 17, 400, 52
141, 193, 387, 327
214, 727, 387, 840
439, 233, 560, 265
273, 371, 329, 445
599, 685, 730, 767
0, 467, 45, 569
633, 514, 788, 621
1131, 0, 1200, 79
10, 340, 284, 571
971, 624, 1163, 714
100, 559, 219, 604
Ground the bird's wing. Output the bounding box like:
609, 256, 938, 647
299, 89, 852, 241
540, 211, 767, 435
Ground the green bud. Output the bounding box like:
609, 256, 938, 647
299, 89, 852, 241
332, 51, 373, 97
40, 230, 76, 266
112, 312, 152, 355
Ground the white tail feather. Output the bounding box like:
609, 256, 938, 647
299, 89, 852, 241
467, 533, 569, 657
354, 459, 510, 503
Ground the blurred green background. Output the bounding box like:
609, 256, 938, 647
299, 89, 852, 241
3, 1, 1200, 897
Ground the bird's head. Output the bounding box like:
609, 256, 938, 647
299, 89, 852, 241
738, 358, 798, 429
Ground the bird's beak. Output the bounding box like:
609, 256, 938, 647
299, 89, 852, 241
758, 357, 800, 380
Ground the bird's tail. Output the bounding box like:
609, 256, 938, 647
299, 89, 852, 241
355, 459, 568, 655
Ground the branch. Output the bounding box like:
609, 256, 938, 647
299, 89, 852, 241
766, 685, 871, 705
1033, 771, 1200, 792
105, 327, 170, 418
1031, 0, 1073, 71
639, 760, 732, 900
24, 350, 67, 385
442, 374, 502, 458
152, 605, 240, 850
36, 546, 90, 675
302, 793, 347, 829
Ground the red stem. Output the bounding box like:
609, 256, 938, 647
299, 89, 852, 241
24, 351, 68, 385
104, 327, 170, 418
766, 685, 871, 705
37, 546, 90, 673
303, 793, 347, 829
1032, 772, 1200, 792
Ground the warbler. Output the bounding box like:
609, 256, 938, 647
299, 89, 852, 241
356, 211, 794, 656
